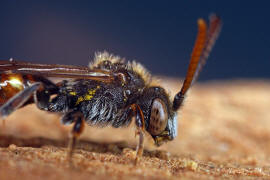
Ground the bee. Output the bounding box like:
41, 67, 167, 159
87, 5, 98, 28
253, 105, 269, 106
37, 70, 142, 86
0, 14, 221, 164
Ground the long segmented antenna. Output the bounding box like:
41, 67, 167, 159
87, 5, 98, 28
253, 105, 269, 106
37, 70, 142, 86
173, 15, 222, 111
191, 14, 222, 85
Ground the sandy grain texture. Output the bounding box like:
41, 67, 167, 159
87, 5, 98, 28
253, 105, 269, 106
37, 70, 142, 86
1, 78, 270, 179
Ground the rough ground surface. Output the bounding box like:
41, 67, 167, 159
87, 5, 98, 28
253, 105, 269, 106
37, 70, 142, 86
1, 78, 270, 179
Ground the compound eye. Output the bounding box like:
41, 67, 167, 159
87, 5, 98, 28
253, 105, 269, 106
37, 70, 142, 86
148, 98, 168, 135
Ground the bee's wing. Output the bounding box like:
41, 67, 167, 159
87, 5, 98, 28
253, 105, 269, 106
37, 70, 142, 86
0, 60, 114, 82
173, 14, 222, 110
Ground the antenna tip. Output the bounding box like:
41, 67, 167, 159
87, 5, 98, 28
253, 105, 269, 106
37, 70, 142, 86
197, 18, 207, 29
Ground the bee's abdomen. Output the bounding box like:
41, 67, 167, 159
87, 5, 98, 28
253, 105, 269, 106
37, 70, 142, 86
0, 74, 26, 106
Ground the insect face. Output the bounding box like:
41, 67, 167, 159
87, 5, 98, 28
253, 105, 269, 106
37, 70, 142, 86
149, 102, 178, 147
137, 87, 178, 146
151, 114, 178, 146
149, 98, 168, 135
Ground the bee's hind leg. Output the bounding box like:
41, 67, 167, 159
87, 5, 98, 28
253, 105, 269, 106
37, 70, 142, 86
61, 111, 85, 166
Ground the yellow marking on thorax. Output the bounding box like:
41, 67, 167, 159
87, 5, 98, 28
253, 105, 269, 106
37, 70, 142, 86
75, 86, 101, 105
69, 91, 77, 96
76, 96, 84, 105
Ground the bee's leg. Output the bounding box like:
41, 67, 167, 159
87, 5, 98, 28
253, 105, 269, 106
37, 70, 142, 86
0, 83, 42, 119
62, 111, 85, 166
135, 128, 144, 165
131, 104, 145, 165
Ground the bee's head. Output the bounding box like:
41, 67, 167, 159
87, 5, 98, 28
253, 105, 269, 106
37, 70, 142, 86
138, 87, 177, 146
141, 15, 222, 146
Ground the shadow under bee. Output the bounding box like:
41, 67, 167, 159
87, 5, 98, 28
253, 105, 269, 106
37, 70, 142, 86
0, 134, 171, 160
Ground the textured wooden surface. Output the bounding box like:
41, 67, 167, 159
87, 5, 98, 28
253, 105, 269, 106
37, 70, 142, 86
1, 78, 270, 179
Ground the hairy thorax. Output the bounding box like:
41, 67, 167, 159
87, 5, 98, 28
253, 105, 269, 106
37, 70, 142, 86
55, 68, 146, 127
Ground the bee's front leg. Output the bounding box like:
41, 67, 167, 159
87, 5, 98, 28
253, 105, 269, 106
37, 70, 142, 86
131, 104, 145, 165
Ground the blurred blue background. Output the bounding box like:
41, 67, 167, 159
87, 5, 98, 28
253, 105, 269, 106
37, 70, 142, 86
0, 1, 269, 81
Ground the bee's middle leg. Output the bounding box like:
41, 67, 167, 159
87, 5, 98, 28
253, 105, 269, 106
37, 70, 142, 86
61, 111, 85, 166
